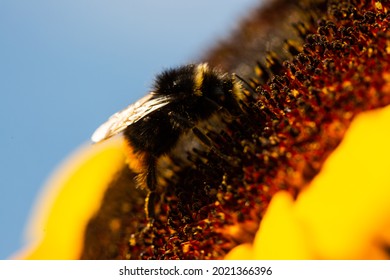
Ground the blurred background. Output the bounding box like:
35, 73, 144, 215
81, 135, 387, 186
0, 0, 261, 259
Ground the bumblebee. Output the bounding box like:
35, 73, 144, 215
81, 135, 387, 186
92, 63, 245, 219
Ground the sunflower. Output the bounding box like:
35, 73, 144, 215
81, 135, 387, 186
15, 0, 390, 259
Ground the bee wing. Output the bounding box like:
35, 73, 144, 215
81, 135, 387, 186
91, 93, 172, 143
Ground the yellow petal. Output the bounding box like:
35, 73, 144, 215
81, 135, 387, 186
14, 137, 126, 259
224, 243, 254, 260
228, 105, 390, 259
253, 191, 313, 259
295, 105, 390, 259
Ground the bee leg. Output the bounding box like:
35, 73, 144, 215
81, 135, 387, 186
168, 111, 238, 167
191, 127, 239, 167
145, 191, 157, 222
145, 157, 157, 220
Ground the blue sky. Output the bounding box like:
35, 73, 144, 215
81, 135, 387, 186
0, 0, 260, 258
